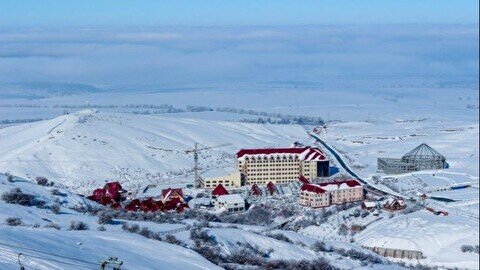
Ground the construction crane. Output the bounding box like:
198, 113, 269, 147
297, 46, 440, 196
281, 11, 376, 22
147, 142, 231, 188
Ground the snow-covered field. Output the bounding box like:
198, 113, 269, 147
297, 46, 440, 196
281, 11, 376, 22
320, 120, 479, 177
0, 110, 309, 194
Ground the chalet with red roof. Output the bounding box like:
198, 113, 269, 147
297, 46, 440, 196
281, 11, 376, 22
250, 183, 262, 196
299, 179, 363, 208
383, 198, 406, 211
266, 181, 276, 195
124, 199, 142, 212
211, 184, 229, 198
236, 146, 329, 186
103, 181, 125, 202
161, 188, 184, 204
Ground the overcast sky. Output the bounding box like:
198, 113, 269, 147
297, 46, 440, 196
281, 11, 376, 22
0, 1, 478, 89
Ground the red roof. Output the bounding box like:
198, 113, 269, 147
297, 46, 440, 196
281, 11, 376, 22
300, 184, 326, 194
124, 199, 142, 212
161, 188, 183, 198
236, 147, 309, 157
236, 146, 326, 161
212, 184, 229, 196
318, 179, 361, 188
163, 197, 183, 211
298, 175, 310, 184
140, 197, 159, 212
104, 181, 123, 191
250, 184, 262, 196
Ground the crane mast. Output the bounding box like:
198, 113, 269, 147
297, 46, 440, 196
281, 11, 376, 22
147, 142, 231, 188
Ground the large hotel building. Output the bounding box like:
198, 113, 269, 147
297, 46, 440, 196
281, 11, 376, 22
235, 146, 330, 185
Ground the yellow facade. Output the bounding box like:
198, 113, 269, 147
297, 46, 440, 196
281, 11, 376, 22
237, 156, 319, 185
204, 171, 241, 189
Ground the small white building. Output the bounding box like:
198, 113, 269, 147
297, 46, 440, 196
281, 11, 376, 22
214, 194, 245, 213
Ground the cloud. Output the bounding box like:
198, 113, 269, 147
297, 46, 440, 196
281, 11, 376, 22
0, 25, 477, 88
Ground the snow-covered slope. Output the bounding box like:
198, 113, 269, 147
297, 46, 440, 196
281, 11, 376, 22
355, 210, 479, 269
0, 227, 221, 270
0, 173, 220, 270
0, 110, 308, 193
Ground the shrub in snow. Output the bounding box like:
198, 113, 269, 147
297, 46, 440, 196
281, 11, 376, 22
266, 233, 293, 243
352, 209, 361, 218
190, 228, 217, 245
192, 244, 224, 265
32, 223, 40, 228
5, 217, 22, 226
51, 189, 66, 197
1, 188, 44, 207
461, 245, 479, 253
183, 209, 220, 222
263, 258, 337, 270
361, 211, 370, 218
227, 248, 264, 266
35, 176, 49, 186
337, 224, 349, 236
164, 234, 182, 245
69, 220, 89, 231
6, 173, 14, 182
312, 241, 331, 252
97, 211, 113, 225
50, 203, 61, 214
139, 227, 153, 238
334, 248, 382, 264
97, 226, 106, 231
44, 223, 61, 230
121, 222, 140, 233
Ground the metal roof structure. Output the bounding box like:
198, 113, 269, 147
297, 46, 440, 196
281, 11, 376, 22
402, 143, 445, 160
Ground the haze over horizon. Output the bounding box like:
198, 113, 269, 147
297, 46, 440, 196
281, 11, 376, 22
0, 1, 478, 90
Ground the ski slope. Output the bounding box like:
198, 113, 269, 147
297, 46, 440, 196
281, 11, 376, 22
0, 110, 309, 193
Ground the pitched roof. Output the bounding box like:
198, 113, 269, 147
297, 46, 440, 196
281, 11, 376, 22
402, 143, 445, 159
318, 179, 362, 191
217, 194, 244, 204
212, 184, 229, 196
300, 184, 326, 194
104, 181, 123, 192
384, 198, 406, 208
298, 175, 310, 184
363, 201, 376, 208
236, 146, 326, 161
161, 188, 183, 199
250, 184, 262, 196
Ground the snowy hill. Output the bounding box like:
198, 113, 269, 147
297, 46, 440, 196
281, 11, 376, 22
0, 110, 308, 193
0, 173, 220, 270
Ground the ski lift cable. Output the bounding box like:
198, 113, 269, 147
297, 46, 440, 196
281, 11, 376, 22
0, 241, 98, 266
